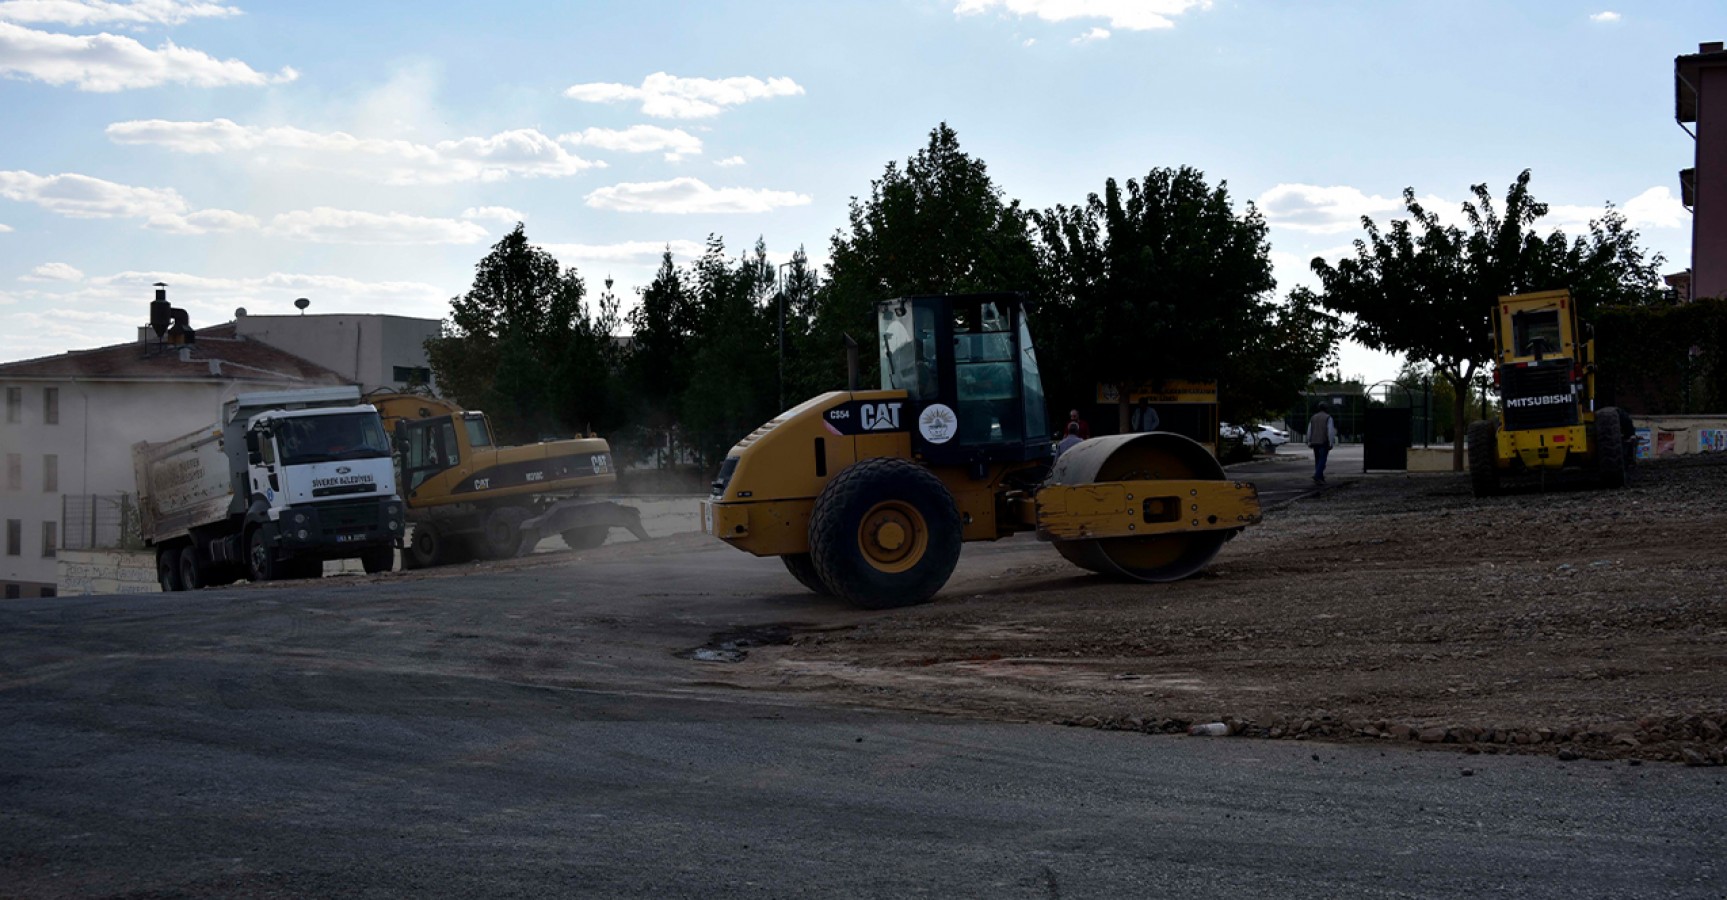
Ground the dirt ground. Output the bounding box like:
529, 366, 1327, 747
734, 453, 1727, 765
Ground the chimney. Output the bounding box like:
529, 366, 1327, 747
208, 359, 223, 377
149, 282, 197, 345
178, 346, 193, 363
1704, 41, 1725, 53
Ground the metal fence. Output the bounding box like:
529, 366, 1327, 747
61, 493, 142, 551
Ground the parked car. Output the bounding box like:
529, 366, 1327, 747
1218, 423, 1254, 462
1246, 424, 1290, 454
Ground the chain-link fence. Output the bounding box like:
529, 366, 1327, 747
61, 493, 142, 551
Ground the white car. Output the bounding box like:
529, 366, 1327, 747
1247, 424, 1290, 454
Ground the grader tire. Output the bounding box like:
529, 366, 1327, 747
1467, 420, 1500, 498
781, 553, 833, 596
808, 457, 961, 610
1596, 408, 1626, 489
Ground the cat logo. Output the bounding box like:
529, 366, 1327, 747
860, 402, 902, 431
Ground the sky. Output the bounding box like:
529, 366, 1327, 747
0, 0, 1715, 387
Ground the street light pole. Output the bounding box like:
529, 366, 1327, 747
776, 261, 796, 411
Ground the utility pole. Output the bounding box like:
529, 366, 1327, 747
776, 261, 797, 411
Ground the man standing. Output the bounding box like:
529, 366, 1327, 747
1131, 397, 1160, 432
1055, 422, 1084, 460
1307, 403, 1339, 484
1067, 409, 1090, 440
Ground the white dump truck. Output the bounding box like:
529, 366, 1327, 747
135, 386, 406, 591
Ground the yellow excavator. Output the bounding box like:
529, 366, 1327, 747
700, 293, 1261, 609
367, 390, 647, 567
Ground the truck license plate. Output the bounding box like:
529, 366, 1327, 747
336, 534, 364, 543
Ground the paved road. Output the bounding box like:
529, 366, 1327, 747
3, 514, 1723, 897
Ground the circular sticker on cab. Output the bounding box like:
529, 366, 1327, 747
918, 403, 958, 444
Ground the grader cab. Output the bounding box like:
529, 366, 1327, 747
700, 293, 1261, 609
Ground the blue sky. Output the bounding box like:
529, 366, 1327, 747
0, 0, 1715, 384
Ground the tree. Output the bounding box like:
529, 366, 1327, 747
426, 224, 612, 442
678, 237, 780, 468
804, 123, 1040, 397
1034, 166, 1323, 427
1310, 170, 1666, 470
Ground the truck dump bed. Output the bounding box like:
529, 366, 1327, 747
133, 425, 235, 545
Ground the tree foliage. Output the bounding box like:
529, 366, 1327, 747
1034, 167, 1333, 423
1309, 170, 1666, 467
425, 224, 617, 442
802, 123, 1039, 397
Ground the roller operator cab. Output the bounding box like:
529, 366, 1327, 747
1467, 289, 1637, 497
702, 293, 1262, 610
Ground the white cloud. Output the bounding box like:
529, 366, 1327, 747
584, 177, 812, 214
715, 155, 746, 167
0, 0, 241, 26
1621, 186, 1687, 229
1256, 184, 1402, 234
1072, 26, 1109, 43
264, 208, 489, 245
543, 239, 708, 265
461, 206, 524, 223
1023, 37, 1036, 46
954, 0, 1209, 31
146, 207, 258, 234
0, 169, 190, 218
1589, 11, 1621, 23
0, 21, 296, 91
559, 124, 703, 162
22, 261, 82, 281
563, 72, 804, 119
0, 223, 12, 232
107, 119, 603, 184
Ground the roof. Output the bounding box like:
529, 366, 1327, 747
1676, 44, 1727, 124
0, 322, 348, 385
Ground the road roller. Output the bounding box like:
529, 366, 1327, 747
699, 293, 1261, 609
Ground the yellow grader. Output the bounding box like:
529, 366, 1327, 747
1467, 289, 1638, 497
699, 293, 1262, 609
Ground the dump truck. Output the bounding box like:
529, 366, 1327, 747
367, 390, 647, 568
1467, 288, 1637, 496
699, 293, 1262, 609
136, 386, 406, 591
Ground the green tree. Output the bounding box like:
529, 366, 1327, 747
804, 123, 1040, 397
1310, 170, 1666, 470
426, 224, 611, 442
679, 237, 780, 467
1034, 166, 1323, 427
622, 249, 698, 432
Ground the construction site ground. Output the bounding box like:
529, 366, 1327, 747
707, 450, 1727, 765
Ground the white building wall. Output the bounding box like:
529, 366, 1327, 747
1, 379, 231, 598
234, 314, 440, 393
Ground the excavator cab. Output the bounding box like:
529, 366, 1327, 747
876, 293, 1050, 467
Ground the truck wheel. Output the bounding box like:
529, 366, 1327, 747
1596, 408, 1626, 488
361, 545, 394, 574
246, 528, 279, 583
408, 524, 443, 568
1467, 420, 1500, 498
479, 506, 531, 560
178, 545, 206, 591
157, 546, 183, 592
808, 457, 962, 610
782, 553, 833, 595
561, 526, 609, 551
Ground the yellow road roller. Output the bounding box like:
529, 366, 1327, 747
700, 293, 1261, 608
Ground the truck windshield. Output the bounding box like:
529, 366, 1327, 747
275, 413, 391, 465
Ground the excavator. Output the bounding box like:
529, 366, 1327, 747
367, 390, 647, 568
699, 293, 1262, 609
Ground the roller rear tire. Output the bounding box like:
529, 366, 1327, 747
782, 553, 833, 595
808, 458, 961, 610
1596, 408, 1627, 489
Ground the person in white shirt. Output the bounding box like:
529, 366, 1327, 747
1307, 403, 1339, 484
1055, 422, 1084, 460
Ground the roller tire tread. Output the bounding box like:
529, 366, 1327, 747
808, 457, 961, 610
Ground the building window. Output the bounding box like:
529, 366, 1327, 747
44, 387, 59, 425
393, 365, 432, 385
4, 584, 18, 600
4, 387, 18, 423
39, 586, 56, 598
43, 454, 57, 493
41, 521, 56, 558
5, 454, 19, 491
5, 519, 19, 556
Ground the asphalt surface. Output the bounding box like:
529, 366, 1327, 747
4, 467, 1725, 898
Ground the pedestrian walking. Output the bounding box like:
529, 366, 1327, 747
1131, 397, 1160, 432
1308, 403, 1338, 484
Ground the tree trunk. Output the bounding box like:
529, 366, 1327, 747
1445, 361, 1479, 472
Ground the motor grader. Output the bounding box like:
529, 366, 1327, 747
1466, 289, 1637, 497
699, 293, 1262, 609
367, 390, 647, 567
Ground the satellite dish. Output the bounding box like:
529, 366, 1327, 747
235, 307, 248, 318
294, 297, 310, 314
